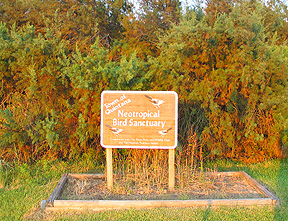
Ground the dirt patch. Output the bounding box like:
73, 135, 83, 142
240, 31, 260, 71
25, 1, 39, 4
58, 172, 266, 201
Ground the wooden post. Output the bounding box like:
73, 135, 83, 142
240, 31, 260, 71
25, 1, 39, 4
169, 148, 175, 191
106, 148, 113, 189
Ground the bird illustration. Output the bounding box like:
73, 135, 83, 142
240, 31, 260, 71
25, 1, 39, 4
105, 124, 123, 136
158, 128, 172, 137
144, 95, 165, 108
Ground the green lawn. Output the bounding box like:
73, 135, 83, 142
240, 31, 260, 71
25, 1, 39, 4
0, 158, 287, 220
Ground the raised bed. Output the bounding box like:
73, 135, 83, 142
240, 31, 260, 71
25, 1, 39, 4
41, 171, 279, 211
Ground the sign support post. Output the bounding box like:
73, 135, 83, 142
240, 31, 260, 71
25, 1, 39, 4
106, 148, 113, 189
101, 91, 178, 191
169, 148, 175, 191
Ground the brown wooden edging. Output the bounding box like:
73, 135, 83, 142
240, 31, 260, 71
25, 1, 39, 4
46, 173, 68, 207
42, 171, 279, 211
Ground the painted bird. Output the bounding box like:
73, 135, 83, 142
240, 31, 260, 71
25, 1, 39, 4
105, 124, 123, 136
144, 95, 165, 108
158, 128, 172, 137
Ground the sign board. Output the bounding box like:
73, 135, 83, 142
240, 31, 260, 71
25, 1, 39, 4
101, 91, 178, 149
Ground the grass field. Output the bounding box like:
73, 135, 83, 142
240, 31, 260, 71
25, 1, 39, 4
0, 158, 287, 220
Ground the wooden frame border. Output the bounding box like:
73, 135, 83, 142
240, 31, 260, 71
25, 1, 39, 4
42, 171, 279, 211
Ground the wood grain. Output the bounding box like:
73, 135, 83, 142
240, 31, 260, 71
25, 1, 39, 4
50, 198, 274, 211
47, 173, 68, 206
44, 171, 279, 211
106, 148, 113, 189
169, 148, 175, 191
101, 91, 178, 149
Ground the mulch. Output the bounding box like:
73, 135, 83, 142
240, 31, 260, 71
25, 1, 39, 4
58, 172, 265, 201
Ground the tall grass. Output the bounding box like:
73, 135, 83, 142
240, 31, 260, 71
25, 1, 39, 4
112, 126, 204, 193
0, 159, 11, 188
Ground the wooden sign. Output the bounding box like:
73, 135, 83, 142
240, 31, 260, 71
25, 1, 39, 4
101, 91, 178, 149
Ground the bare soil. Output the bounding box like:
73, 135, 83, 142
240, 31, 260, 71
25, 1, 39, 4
58, 172, 266, 201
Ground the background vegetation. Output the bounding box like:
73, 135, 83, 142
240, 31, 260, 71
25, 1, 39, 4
1, 1, 288, 220
0, 0, 288, 166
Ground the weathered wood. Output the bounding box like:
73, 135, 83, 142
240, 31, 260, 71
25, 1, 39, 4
69, 174, 105, 179
45, 206, 110, 212
101, 91, 178, 149
204, 171, 242, 177
239, 171, 279, 205
106, 148, 113, 189
47, 173, 68, 206
51, 198, 274, 210
44, 171, 280, 211
168, 148, 175, 191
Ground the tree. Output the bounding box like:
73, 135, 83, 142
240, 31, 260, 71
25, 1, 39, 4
0, 0, 131, 50
149, 1, 288, 161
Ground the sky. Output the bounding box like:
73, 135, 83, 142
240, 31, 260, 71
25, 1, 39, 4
182, 0, 288, 9
132, 0, 288, 11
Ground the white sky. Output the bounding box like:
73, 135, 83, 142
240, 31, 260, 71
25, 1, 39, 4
182, 0, 288, 9
132, 0, 288, 11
